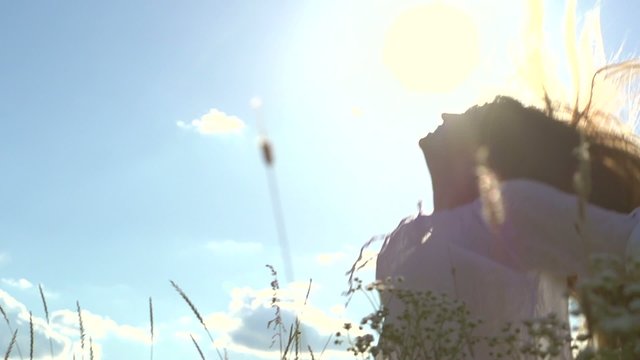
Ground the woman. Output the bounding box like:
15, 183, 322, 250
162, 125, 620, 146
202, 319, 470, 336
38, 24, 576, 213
376, 93, 640, 359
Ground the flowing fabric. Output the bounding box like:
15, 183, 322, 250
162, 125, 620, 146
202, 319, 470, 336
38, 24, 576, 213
376, 179, 640, 359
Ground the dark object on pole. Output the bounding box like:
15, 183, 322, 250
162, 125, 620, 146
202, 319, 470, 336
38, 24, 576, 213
260, 137, 294, 282
261, 137, 274, 167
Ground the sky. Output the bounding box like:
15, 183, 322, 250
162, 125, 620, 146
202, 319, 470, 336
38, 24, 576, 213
1, 0, 639, 359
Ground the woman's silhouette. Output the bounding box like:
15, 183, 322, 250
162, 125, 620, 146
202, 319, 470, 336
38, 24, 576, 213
376, 67, 640, 359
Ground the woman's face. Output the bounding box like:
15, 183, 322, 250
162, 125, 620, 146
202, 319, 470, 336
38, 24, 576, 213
419, 112, 480, 183
418, 112, 484, 210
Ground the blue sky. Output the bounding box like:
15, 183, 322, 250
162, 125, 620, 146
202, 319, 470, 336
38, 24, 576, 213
1, 1, 639, 359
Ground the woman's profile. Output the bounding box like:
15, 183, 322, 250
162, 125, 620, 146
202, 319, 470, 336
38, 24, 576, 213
375, 62, 640, 359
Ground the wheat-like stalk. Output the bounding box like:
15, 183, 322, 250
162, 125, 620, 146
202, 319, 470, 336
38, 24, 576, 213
38, 284, 54, 360
3, 329, 17, 360
76, 301, 85, 359
0, 305, 23, 360
29, 311, 33, 360
0, 306, 8, 326
190, 334, 206, 360
37, 285, 50, 324
89, 337, 94, 360
0, 305, 8, 328
169, 281, 212, 340
170, 281, 224, 360
252, 101, 294, 283
149, 297, 154, 360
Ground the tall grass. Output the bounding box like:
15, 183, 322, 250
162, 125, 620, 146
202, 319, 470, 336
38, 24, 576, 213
76, 301, 85, 360
253, 100, 295, 283
3, 329, 17, 360
89, 337, 94, 360
170, 280, 223, 360
3, 260, 640, 359
1, 304, 23, 360
28, 312, 33, 360
38, 284, 54, 360
190, 334, 206, 360
149, 297, 154, 360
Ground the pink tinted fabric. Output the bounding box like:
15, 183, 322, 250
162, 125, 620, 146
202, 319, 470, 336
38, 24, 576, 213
376, 179, 640, 359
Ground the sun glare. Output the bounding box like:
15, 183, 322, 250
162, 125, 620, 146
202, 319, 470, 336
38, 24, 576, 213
383, 3, 480, 93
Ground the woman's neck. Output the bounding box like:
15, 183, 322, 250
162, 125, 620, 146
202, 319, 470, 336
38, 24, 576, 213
432, 177, 479, 212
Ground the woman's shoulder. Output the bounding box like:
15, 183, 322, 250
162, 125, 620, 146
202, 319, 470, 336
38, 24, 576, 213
381, 180, 582, 248
380, 214, 431, 252
499, 178, 637, 221
379, 204, 480, 259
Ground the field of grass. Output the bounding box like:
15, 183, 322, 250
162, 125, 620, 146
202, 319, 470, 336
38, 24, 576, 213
4, 249, 640, 360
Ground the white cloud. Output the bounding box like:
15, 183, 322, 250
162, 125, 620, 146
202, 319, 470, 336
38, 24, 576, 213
172, 282, 361, 360
205, 240, 263, 254
177, 108, 245, 135
0, 288, 149, 360
203, 312, 241, 334
52, 308, 150, 345
315, 252, 346, 266
1, 278, 33, 290
0, 289, 69, 360
329, 304, 346, 316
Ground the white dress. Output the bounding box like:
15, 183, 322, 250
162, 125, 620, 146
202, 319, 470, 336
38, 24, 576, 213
376, 179, 640, 359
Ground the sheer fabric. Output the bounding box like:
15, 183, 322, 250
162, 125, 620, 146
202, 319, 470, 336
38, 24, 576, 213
376, 179, 640, 359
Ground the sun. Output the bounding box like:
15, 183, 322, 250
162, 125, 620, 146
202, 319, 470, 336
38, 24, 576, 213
383, 3, 480, 93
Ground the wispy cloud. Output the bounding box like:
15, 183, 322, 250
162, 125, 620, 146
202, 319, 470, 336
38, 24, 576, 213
177, 108, 245, 135
250, 96, 263, 109
205, 240, 263, 254
1, 277, 33, 290
0, 252, 9, 266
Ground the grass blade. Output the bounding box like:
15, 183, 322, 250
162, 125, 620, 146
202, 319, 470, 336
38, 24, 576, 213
308, 345, 315, 360
170, 281, 223, 360
282, 323, 295, 359
149, 297, 154, 360
76, 301, 85, 359
3, 329, 17, 360
29, 312, 33, 360
0, 305, 9, 327
189, 334, 206, 360
38, 284, 54, 360
0, 305, 23, 360
169, 281, 212, 341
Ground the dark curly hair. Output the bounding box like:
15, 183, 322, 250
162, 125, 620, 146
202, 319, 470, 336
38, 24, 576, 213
462, 92, 640, 213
